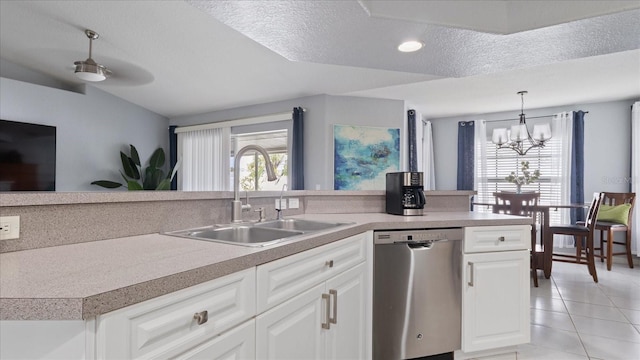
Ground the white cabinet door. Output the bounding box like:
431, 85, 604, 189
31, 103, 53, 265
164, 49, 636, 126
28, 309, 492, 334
175, 319, 255, 360
255, 283, 326, 360
324, 262, 368, 360
462, 250, 530, 353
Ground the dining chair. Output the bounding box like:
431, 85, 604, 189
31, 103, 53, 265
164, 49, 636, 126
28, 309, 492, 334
493, 191, 540, 286
549, 192, 604, 283
594, 192, 636, 270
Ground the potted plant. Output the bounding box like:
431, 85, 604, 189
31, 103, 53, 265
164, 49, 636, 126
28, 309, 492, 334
91, 144, 179, 190
505, 161, 540, 193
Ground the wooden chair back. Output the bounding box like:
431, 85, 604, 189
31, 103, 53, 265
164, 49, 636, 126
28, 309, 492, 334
585, 192, 605, 230
595, 192, 636, 270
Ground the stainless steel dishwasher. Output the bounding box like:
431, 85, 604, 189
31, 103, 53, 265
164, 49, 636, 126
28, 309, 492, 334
373, 228, 462, 360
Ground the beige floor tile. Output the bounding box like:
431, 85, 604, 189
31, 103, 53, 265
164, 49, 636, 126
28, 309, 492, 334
579, 333, 640, 360
529, 324, 587, 356
564, 300, 629, 323
571, 315, 640, 343
530, 309, 576, 332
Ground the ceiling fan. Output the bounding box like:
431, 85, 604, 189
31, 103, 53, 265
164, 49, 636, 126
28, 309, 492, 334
74, 29, 112, 82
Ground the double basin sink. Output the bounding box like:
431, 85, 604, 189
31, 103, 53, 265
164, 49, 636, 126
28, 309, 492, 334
166, 219, 351, 247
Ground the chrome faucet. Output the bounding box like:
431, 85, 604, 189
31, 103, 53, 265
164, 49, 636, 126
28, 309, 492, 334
232, 145, 277, 223
276, 183, 287, 220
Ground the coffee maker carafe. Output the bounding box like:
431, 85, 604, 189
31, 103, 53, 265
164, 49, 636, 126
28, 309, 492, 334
385, 172, 425, 216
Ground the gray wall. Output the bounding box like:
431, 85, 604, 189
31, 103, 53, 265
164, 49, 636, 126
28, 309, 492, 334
428, 99, 637, 196
0, 76, 169, 191
171, 95, 406, 190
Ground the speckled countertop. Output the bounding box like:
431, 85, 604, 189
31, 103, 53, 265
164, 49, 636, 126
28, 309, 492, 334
0, 212, 530, 321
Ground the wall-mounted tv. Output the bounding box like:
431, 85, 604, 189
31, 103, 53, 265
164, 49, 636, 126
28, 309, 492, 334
0, 120, 56, 191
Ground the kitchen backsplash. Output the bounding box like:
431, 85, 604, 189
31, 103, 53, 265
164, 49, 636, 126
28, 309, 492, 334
0, 191, 473, 253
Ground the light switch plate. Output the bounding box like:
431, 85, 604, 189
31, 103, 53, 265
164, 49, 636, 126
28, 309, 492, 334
0, 216, 20, 240
289, 198, 300, 209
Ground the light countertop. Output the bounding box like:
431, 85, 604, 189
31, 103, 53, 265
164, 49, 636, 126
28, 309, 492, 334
0, 212, 530, 320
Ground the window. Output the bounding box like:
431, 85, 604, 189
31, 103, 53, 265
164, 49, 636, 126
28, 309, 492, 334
476, 137, 564, 225
230, 129, 288, 191
176, 112, 293, 192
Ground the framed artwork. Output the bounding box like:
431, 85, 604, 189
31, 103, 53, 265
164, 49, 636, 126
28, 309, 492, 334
333, 124, 400, 190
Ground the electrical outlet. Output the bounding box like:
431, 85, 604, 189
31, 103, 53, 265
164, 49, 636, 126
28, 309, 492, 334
0, 216, 20, 241
275, 199, 287, 210
289, 198, 300, 209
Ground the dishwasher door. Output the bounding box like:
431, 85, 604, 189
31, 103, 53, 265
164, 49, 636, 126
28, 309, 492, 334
373, 228, 462, 360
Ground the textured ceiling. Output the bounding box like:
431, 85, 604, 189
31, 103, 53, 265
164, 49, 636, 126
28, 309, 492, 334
188, 1, 640, 77
0, 1, 639, 119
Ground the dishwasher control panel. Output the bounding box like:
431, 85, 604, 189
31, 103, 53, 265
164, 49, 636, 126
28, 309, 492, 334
374, 228, 463, 245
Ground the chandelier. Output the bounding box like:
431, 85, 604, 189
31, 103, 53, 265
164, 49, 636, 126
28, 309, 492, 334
491, 91, 551, 156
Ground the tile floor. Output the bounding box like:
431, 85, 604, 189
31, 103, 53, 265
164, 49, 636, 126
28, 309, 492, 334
517, 259, 640, 360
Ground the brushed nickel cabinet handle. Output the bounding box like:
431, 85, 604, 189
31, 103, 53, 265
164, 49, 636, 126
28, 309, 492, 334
321, 293, 331, 329
325, 260, 334, 268
329, 289, 338, 324
468, 262, 475, 287
193, 310, 208, 325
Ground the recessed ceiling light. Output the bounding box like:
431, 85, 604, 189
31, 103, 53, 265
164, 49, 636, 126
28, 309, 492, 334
398, 40, 424, 52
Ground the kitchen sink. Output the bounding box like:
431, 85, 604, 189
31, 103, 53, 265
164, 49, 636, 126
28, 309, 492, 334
167, 225, 303, 247
165, 219, 351, 247
254, 218, 349, 232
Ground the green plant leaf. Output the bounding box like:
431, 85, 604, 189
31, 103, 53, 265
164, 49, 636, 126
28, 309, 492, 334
90, 180, 123, 189
120, 152, 140, 179
127, 180, 143, 190
156, 179, 171, 190
129, 145, 141, 166
149, 148, 165, 169
143, 168, 163, 190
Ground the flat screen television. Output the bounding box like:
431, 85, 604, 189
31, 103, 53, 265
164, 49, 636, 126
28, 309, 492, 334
0, 120, 56, 191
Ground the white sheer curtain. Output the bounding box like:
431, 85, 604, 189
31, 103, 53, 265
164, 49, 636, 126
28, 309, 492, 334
552, 112, 574, 247
632, 101, 639, 256
422, 120, 436, 190
473, 120, 488, 200
178, 127, 230, 191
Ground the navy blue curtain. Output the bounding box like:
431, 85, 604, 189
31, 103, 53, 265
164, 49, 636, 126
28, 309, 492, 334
570, 111, 585, 223
407, 109, 418, 172
291, 107, 304, 190
457, 121, 475, 190
168, 126, 178, 190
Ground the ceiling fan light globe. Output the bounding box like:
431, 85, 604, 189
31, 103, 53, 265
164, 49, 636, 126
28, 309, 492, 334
74, 60, 110, 82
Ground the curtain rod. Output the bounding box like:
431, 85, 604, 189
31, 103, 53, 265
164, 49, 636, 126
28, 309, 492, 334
174, 108, 306, 134
486, 111, 589, 123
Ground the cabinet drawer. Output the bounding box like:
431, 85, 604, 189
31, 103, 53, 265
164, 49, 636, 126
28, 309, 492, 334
96, 268, 256, 360
464, 225, 530, 253
256, 232, 368, 313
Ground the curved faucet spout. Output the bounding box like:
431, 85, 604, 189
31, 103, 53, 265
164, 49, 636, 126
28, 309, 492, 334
234, 145, 277, 200
232, 145, 278, 222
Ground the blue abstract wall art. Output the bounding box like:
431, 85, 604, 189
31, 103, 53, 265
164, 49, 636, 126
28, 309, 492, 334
333, 125, 400, 190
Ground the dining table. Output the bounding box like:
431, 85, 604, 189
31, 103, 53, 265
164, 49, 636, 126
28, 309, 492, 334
473, 201, 589, 279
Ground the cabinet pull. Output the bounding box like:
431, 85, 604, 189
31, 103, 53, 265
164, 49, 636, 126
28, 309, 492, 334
498, 236, 506, 242
329, 289, 338, 324
325, 260, 334, 268
321, 293, 331, 329
468, 262, 475, 287
193, 310, 208, 325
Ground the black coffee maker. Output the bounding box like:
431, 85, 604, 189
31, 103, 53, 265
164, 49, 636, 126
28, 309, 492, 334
385, 172, 426, 216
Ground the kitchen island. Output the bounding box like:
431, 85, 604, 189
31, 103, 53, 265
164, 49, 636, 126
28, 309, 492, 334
1, 191, 532, 359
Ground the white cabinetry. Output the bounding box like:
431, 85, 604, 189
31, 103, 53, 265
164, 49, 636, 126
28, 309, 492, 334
461, 225, 530, 354
256, 232, 372, 360
95, 267, 256, 359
